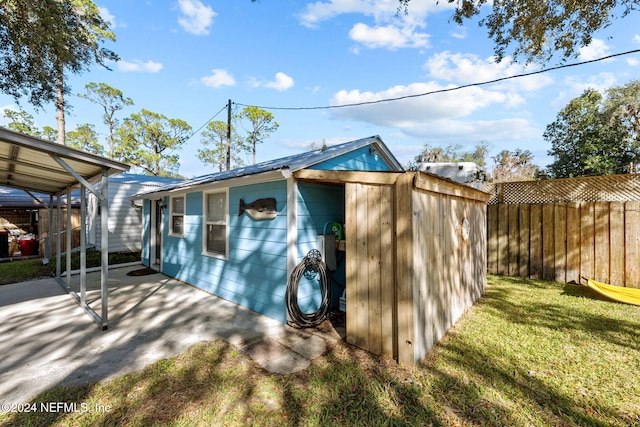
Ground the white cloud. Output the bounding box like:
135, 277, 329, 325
326, 75, 543, 145
400, 117, 539, 142
627, 58, 640, 67
349, 22, 429, 50
298, 0, 393, 29
250, 72, 294, 91
633, 34, 640, 44
550, 72, 618, 109
330, 82, 514, 126
297, 0, 450, 28
263, 72, 295, 91
298, 1, 441, 51
99, 7, 117, 29
177, 0, 216, 35
578, 38, 611, 61
117, 59, 163, 73
449, 28, 466, 40
424, 51, 553, 92
200, 69, 236, 88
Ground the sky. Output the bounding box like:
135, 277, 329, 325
1, 0, 640, 178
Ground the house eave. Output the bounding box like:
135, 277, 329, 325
130, 169, 290, 200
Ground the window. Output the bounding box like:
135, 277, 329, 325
204, 191, 227, 257
170, 196, 184, 236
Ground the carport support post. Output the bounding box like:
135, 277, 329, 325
80, 185, 86, 306
47, 195, 54, 261
56, 193, 61, 279
66, 187, 72, 286
100, 168, 108, 329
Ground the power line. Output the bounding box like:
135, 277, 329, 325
184, 103, 229, 143
234, 49, 640, 111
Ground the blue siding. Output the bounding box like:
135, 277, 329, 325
142, 140, 392, 323
297, 182, 346, 310
160, 181, 291, 322
310, 146, 392, 171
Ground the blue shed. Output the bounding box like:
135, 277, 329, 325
130, 136, 403, 324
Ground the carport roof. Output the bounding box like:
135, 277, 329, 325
0, 127, 130, 194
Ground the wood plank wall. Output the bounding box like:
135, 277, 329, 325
37, 208, 81, 256
345, 172, 489, 364
488, 201, 640, 288
409, 175, 487, 363
345, 182, 396, 359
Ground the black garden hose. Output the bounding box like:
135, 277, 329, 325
285, 249, 332, 327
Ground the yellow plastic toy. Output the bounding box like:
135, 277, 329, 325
581, 277, 640, 306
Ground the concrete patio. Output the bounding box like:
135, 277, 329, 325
0, 265, 342, 404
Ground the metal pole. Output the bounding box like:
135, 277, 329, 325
56, 194, 61, 279
100, 168, 109, 329
66, 187, 72, 287
226, 99, 231, 171
47, 194, 53, 262
80, 185, 86, 306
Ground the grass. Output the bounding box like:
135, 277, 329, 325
0, 250, 141, 285
1, 275, 639, 426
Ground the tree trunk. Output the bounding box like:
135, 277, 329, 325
108, 121, 115, 157
55, 71, 66, 145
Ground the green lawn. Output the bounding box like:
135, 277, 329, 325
0, 251, 141, 285
1, 275, 639, 426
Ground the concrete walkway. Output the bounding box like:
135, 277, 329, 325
0, 265, 342, 404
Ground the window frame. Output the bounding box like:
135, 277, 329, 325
169, 195, 185, 237
202, 189, 229, 259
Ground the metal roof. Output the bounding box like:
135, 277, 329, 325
107, 173, 184, 187
0, 127, 130, 195
132, 135, 402, 199
0, 186, 81, 208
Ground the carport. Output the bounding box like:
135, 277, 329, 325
0, 127, 130, 329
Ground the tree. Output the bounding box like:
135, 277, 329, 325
197, 120, 246, 172
238, 106, 279, 165
0, 0, 118, 144
41, 126, 57, 142
603, 80, 640, 144
2, 109, 41, 136
396, 0, 636, 64
414, 141, 490, 167
544, 88, 636, 178
114, 109, 191, 177
491, 149, 539, 182
79, 82, 134, 157
66, 123, 104, 155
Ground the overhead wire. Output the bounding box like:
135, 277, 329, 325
185, 49, 640, 143
234, 49, 640, 111
184, 103, 229, 143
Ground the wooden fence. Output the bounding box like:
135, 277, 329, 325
486, 175, 640, 288
38, 208, 81, 257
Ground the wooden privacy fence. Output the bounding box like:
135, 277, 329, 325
486, 175, 640, 288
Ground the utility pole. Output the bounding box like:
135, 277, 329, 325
226, 99, 232, 171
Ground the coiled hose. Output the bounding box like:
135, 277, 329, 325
285, 249, 332, 327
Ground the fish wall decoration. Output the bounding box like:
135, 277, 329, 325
238, 197, 278, 220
